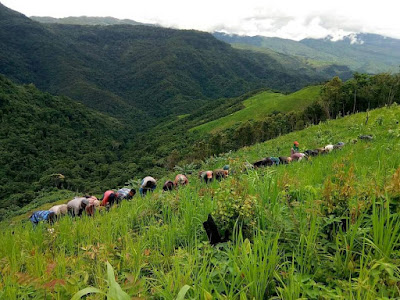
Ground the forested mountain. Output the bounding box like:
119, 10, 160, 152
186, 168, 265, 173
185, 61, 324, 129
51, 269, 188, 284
214, 32, 400, 74
30, 16, 147, 26
3, 2, 394, 220
0, 75, 135, 217
0, 3, 350, 122
1, 69, 399, 220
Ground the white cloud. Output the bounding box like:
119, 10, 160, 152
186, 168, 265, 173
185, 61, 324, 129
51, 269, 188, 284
2, 0, 400, 40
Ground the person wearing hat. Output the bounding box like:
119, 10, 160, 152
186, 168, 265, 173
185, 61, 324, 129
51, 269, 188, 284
85, 195, 100, 216
49, 204, 68, 218
174, 174, 189, 187
140, 176, 157, 196
291, 141, 300, 156
67, 197, 89, 217
199, 171, 213, 184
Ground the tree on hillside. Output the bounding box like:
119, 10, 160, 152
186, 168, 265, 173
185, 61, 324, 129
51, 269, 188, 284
321, 76, 343, 118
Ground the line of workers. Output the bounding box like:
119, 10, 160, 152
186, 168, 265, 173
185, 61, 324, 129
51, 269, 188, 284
29, 170, 225, 226
29, 140, 345, 226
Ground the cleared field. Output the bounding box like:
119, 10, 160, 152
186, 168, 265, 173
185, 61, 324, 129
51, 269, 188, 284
191, 85, 321, 134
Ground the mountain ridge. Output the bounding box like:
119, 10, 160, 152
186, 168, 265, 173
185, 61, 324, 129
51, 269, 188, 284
0, 3, 351, 122
214, 32, 400, 74
30, 15, 150, 26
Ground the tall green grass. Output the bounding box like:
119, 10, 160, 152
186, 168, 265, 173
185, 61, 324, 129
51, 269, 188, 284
191, 85, 321, 134
1, 105, 400, 299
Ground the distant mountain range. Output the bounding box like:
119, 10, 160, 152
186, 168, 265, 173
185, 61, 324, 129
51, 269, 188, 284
29, 13, 400, 75
0, 2, 350, 123
31, 16, 151, 26
1, 2, 399, 218
0, 2, 355, 215
213, 32, 400, 74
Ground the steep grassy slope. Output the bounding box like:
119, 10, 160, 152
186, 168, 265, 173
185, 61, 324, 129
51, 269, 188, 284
2, 105, 400, 298
191, 85, 321, 134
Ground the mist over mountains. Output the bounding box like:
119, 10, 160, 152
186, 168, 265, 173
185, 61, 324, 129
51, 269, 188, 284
29, 12, 400, 75
214, 32, 400, 74
0, 2, 348, 125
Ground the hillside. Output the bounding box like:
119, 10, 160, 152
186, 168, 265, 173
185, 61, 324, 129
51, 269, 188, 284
214, 32, 400, 74
0, 3, 350, 121
191, 85, 321, 134
2, 105, 400, 298
0, 75, 137, 219
30, 16, 147, 26
2, 71, 398, 221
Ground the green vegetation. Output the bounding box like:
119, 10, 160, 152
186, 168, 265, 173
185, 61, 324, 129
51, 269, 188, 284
0, 75, 135, 219
30, 16, 145, 26
0, 2, 341, 122
2, 105, 400, 298
192, 85, 321, 134
214, 32, 400, 74
184, 72, 400, 158
2, 4, 400, 298
1, 70, 399, 221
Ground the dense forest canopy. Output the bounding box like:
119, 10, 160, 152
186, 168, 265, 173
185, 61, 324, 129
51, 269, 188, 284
0, 75, 132, 217
0, 71, 399, 220
0, 2, 350, 124
0, 2, 400, 220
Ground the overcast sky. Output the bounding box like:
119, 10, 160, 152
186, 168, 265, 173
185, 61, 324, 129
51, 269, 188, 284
2, 0, 400, 40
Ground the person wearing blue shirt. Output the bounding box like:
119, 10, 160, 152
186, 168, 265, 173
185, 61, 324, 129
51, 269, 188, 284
29, 210, 56, 226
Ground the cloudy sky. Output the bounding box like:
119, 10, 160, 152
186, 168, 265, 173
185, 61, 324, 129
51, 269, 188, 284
2, 0, 400, 40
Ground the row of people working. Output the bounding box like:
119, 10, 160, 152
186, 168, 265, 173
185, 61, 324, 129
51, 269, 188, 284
28, 173, 194, 225
28, 141, 346, 226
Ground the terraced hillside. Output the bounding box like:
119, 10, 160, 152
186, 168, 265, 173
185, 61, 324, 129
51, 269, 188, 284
191, 85, 321, 134
2, 105, 400, 299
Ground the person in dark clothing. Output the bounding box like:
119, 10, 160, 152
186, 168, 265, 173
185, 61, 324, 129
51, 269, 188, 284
214, 169, 228, 181
304, 150, 318, 157
199, 171, 213, 183
359, 135, 373, 140
253, 157, 274, 168
100, 190, 118, 207
163, 180, 175, 191
333, 142, 345, 150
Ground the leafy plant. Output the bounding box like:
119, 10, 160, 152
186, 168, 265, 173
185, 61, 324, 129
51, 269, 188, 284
71, 261, 130, 300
